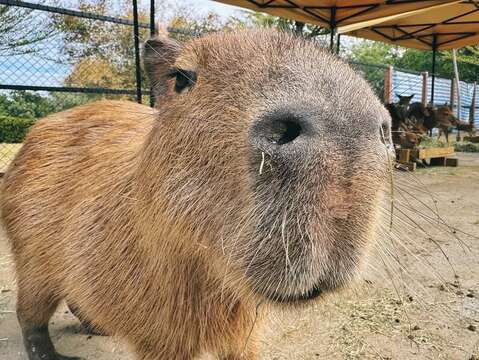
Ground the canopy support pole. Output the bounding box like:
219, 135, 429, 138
452, 49, 461, 120
329, 7, 336, 52
149, 0, 156, 107
132, 0, 142, 104
430, 34, 437, 105
336, 34, 341, 54
469, 81, 476, 126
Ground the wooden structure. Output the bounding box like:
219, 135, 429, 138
397, 146, 458, 171
383, 65, 393, 104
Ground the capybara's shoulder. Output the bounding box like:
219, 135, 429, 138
1, 100, 156, 206
28, 100, 156, 144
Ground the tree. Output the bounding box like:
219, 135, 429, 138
0, 4, 55, 57
349, 40, 479, 83
245, 12, 329, 41
51, 0, 246, 96
0, 91, 57, 119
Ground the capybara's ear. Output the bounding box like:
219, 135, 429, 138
143, 36, 182, 96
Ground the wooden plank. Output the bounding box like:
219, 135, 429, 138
430, 157, 446, 166
398, 149, 410, 164
415, 147, 455, 160
445, 158, 459, 167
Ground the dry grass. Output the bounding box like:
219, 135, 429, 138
0, 144, 22, 173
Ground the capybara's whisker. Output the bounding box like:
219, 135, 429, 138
0, 29, 401, 359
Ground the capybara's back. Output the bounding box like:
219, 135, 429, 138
1, 29, 392, 360
3, 100, 154, 252
2, 101, 156, 359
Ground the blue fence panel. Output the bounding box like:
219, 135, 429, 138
392, 70, 423, 103
392, 69, 478, 126
427, 77, 451, 106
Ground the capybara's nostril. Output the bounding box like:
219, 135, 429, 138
271, 120, 302, 145
251, 111, 303, 149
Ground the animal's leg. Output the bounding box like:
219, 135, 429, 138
67, 301, 105, 336
138, 351, 191, 360
445, 129, 449, 144
222, 352, 256, 360
136, 342, 193, 360
16, 275, 82, 360
220, 337, 257, 360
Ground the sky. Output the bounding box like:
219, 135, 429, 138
186, 0, 245, 17
0, 0, 249, 88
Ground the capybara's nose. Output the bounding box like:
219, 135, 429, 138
249, 109, 305, 153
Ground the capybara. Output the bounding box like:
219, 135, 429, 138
1, 29, 393, 360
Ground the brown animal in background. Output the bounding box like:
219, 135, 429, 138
455, 119, 475, 140
1, 30, 392, 360
433, 105, 459, 143
396, 93, 414, 106
386, 96, 427, 148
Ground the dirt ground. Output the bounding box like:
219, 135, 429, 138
0, 153, 478, 360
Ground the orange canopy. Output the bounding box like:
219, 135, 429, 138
214, 1, 458, 29
339, 1, 479, 50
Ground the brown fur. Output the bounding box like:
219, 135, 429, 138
1, 30, 392, 360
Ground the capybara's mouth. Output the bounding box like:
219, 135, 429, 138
262, 283, 323, 304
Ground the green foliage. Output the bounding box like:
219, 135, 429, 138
349, 42, 399, 65
349, 62, 388, 100
418, 136, 448, 149
0, 91, 93, 121
454, 141, 479, 153
51, 0, 246, 92
0, 115, 35, 143
0, 91, 57, 119
349, 41, 479, 83
51, 0, 149, 90
244, 12, 328, 39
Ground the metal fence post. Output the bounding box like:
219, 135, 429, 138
149, 0, 156, 107
470, 81, 476, 126
421, 71, 428, 106
450, 78, 456, 109
132, 0, 142, 104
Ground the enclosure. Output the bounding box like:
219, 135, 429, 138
0, 0, 478, 359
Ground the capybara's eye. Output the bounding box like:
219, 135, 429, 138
170, 68, 197, 93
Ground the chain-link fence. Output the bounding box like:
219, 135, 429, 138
349, 61, 388, 101
1, 1, 478, 174
0, 0, 158, 172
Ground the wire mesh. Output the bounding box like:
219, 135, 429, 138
349, 61, 387, 100
0, 1, 161, 172
1, 1, 478, 174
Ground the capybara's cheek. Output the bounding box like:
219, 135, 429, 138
2, 29, 390, 360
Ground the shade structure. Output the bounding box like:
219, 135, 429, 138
214, 1, 459, 29
338, 1, 479, 50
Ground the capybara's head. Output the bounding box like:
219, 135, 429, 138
141, 30, 392, 304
